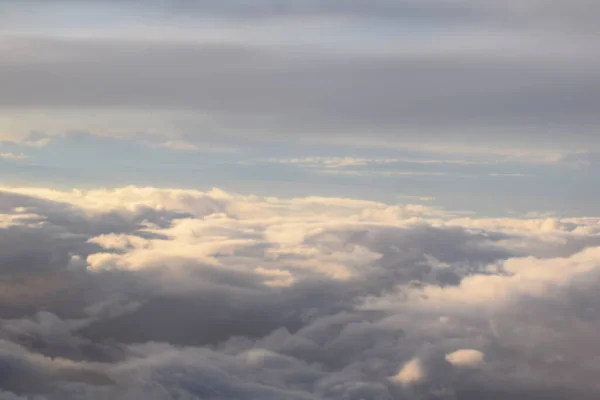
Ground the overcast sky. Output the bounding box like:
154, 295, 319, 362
0, 0, 599, 215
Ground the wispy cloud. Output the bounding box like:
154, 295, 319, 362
0, 152, 28, 161
266, 157, 490, 168
315, 169, 452, 177
261, 157, 532, 179
148, 139, 238, 153
488, 173, 532, 177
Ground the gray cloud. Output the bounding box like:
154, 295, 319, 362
0, 187, 599, 398
1, 1, 600, 397
4, 0, 600, 29
1, 5, 599, 152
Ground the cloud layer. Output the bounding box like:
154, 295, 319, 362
1, 0, 599, 154
0, 186, 599, 399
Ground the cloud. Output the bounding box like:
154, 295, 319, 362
558, 152, 600, 169
150, 139, 236, 153
0, 186, 599, 398
390, 357, 424, 387
5, 0, 600, 31
0, 153, 28, 161
1, 0, 600, 397
1, 19, 599, 154
445, 349, 485, 368
266, 157, 403, 168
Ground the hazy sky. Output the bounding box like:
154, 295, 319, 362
1, 3, 600, 400
1, 0, 599, 215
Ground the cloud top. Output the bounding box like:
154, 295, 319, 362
0, 186, 597, 398
445, 349, 485, 368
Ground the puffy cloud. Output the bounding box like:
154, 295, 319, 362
445, 349, 485, 368
0, 186, 599, 398
390, 358, 424, 387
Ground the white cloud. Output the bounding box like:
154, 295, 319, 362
0, 152, 28, 160
0, 212, 45, 228
87, 233, 150, 251
390, 357, 424, 387
445, 349, 485, 368
417, 246, 600, 306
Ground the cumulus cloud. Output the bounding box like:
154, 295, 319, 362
391, 358, 424, 387
445, 349, 485, 368
0, 186, 599, 398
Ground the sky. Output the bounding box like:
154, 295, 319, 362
1, 0, 600, 215
0, 1, 600, 399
